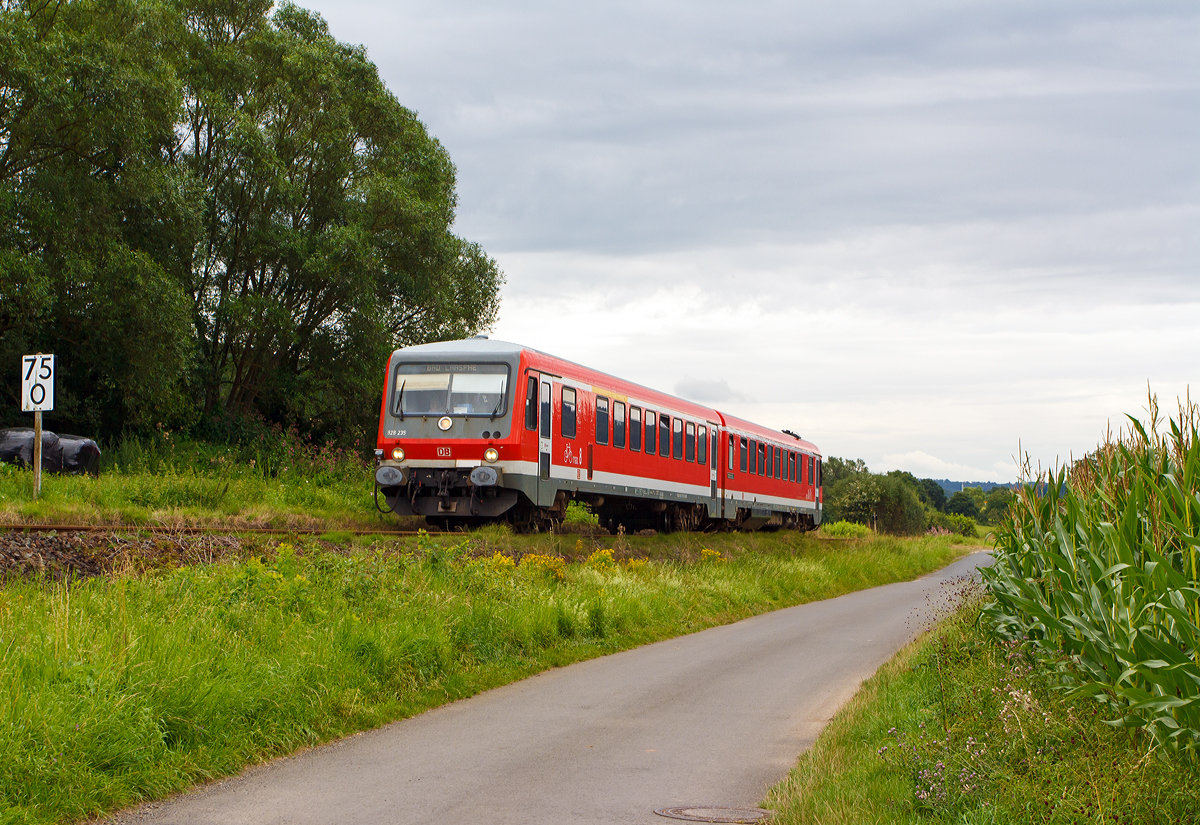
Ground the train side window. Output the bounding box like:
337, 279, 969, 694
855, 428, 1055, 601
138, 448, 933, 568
758, 443, 766, 476
712, 431, 718, 470
728, 434, 736, 471
682, 420, 692, 461
630, 407, 642, 451
539, 382, 550, 439
697, 425, 707, 465
789, 452, 795, 482
524, 376, 538, 430
614, 402, 626, 448
659, 414, 670, 457
816, 458, 822, 488
748, 439, 756, 473
800, 453, 806, 484
596, 396, 609, 445
775, 446, 781, 478
809, 455, 815, 484
645, 411, 656, 454
561, 387, 577, 438
739, 437, 748, 472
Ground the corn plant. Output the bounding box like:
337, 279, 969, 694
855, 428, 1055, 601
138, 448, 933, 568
983, 397, 1200, 754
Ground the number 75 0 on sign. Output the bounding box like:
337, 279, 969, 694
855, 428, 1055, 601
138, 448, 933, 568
21, 354, 54, 412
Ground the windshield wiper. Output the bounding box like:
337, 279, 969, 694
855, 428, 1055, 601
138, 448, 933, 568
490, 397, 503, 420
396, 380, 406, 419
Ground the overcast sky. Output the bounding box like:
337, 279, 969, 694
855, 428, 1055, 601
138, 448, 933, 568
305, 0, 1198, 482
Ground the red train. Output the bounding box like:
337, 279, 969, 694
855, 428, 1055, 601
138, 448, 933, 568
373, 337, 822, 532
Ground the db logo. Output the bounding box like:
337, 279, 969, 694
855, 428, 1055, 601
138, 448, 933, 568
437, 447, 452, 458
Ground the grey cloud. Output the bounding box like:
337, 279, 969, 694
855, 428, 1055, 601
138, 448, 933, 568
296, 0, 1197, 477
303, 1, 1197, 279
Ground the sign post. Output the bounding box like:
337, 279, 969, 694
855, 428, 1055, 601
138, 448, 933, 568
21, 353, 54, 500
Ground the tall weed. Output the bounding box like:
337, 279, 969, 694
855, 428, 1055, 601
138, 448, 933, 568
983, 395, 1200, 754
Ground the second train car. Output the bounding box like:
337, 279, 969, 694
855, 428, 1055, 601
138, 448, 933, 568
372, 337, 822, 533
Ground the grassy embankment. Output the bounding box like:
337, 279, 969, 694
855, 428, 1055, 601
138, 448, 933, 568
765, 401, 1200, 824
0, 436, 388, 530
0, 524, 977, 825
763, 595, 1200, 824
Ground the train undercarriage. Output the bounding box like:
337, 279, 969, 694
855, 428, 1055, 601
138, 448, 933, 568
377, 472, 817, 535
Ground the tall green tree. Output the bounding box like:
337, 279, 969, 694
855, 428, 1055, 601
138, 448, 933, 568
1, 0, 503, 443
823, 456, 869, 490
980, 486, 1013, 525
0, 0, 196, 434
917, 477, 947, 511
176, 1, 502, 440
946, 490, 981, 520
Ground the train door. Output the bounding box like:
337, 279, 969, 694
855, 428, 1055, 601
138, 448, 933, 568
537, 377, 554, 504
708, 423, 720, 516
720, 431, 729, 515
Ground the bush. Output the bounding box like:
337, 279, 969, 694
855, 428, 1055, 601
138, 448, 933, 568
827, 474, 880, 525
980, 486, 1014, 525
928, 511, 978, 536
823, 461, 928, 535
946, 490, 981, 519
877, 475, 925, 535
821, 520, 871, 538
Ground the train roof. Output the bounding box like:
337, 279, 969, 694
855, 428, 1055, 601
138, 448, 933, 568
389, 337, 526, 358
389, 338, 821, 454
719, 412, 822, 455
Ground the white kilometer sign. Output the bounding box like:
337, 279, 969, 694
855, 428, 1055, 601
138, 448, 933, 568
22, 353, 54, 412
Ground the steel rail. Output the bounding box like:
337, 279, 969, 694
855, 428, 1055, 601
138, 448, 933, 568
0, 523, 430, 537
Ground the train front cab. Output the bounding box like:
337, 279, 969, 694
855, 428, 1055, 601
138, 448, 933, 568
374, 341, 538, 525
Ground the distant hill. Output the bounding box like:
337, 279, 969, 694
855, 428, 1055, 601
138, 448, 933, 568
931, 479, 1017, 496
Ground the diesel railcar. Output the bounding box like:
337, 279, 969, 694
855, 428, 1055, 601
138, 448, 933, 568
373, 337, 822, 532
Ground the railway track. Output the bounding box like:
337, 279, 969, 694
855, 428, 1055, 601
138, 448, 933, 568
0, 523, 428, 537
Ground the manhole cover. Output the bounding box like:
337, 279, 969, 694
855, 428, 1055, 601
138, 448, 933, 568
654, 806, 773, 823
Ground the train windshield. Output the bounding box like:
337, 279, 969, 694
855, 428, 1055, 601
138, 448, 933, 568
394, 363, 510, 417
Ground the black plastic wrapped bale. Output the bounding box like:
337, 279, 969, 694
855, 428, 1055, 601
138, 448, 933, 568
0, 428, 101, 475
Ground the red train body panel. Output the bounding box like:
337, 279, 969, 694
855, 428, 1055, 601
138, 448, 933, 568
373, 338, 822, 532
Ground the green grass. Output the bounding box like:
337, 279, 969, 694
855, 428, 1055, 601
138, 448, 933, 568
0, 530, 972, 825
0, 446, 387, 530
762, 594, 1200, 824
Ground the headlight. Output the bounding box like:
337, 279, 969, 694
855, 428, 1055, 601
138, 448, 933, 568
483, 447, 499, 463
391, 447, 405, 461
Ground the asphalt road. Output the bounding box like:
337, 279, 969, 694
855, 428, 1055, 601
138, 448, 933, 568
106, 551, 991, 825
